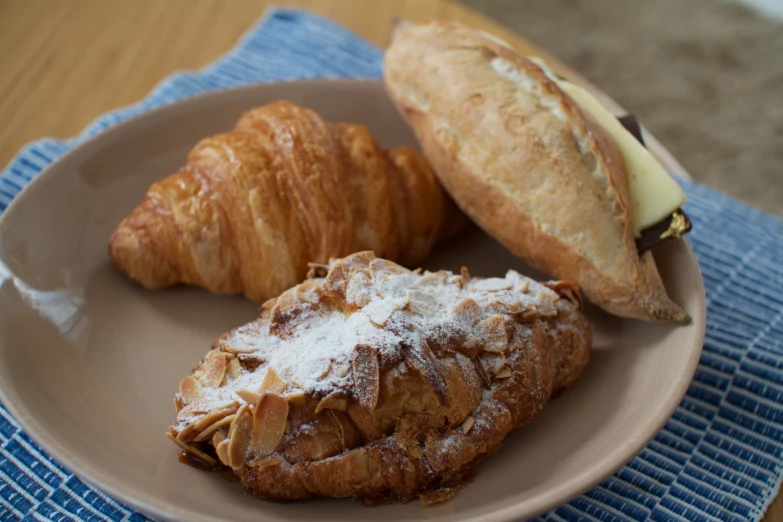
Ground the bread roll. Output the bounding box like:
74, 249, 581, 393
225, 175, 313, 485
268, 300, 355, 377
384, 20, 688, 323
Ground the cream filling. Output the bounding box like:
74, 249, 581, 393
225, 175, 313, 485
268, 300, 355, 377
490, 50, 686, 236
552, 77, 686, 236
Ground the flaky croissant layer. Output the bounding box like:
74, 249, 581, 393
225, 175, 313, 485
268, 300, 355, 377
168, 252, 592, 503
110, 101, 466, 302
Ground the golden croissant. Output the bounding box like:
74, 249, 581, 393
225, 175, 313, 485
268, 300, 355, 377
109, 101, 466, 303
167, 252, 592, 503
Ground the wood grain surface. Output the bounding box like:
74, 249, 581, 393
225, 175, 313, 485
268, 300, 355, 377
0, 0, 556, 168
0, 0, 780, 520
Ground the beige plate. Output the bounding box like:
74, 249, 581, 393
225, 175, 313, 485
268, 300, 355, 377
0, 79, 705, 521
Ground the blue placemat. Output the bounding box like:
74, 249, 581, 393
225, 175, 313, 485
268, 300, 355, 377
2, 7, 783, 522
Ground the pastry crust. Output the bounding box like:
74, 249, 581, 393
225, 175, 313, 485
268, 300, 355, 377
168, 252, 591, 503
109, 101, 466, 303
383, 21, 688, 323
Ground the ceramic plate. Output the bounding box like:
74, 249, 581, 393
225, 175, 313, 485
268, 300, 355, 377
0, 79, 705, 521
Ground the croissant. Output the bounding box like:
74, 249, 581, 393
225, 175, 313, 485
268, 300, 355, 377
109, 101, 466, 303
167, 252, 592, 503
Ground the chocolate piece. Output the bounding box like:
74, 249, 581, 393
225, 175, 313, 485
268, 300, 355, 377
617, 114, 646, 146
617, 113, 692, 253
636, 209, 693, 254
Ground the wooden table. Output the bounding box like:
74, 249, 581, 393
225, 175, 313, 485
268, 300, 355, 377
0, 0, 780, 520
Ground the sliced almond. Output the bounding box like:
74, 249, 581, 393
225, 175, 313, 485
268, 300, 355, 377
248, 456, 284, 470
271, 287, 298, 315
259, 298, 277, 320
406, 291, 439, 317
215, 439, 230, 466
236, 389, 262, 405
314, 390, 348, 413
315, 361, 332, 381
335, 362, 351, 378
495, 367, 513, 379
323, 261, 350, 297
352, 344, 380, 410
455, 352, 482, 394
193, 401, 240, 431
461, 416, 476, 434
284, 390, 307, 405
189, 398, 221, 415
212, 429, 228, 446
165, 430, 188, 450
471, 278, 513, 292
546, 280, 581, 306
296, 280, 321, 304
460, 266, 471, 287
474, 357, 491, 389
404, 341, 449, 405
270, 288, 309, 336
178, 405, 239, 441
488, 291, 534, 316
225, 357, 243, 380
369, 258, 409, 279
194, 414, 236, 442
420, 487, 459, 505
460, 335, 482, 359
175, 421, 198, 442
221, 342, 256, 355
413, 272, 447, 287
345, 271, 372, 308
165, 432, 218, 466
252, 393, 289, 456
227, 406, 253, 469
365, 297, 407, 327
260, 367, 287, 394
203, 352, 230, 387
375, 272, 416, 300
477, 316, 509, 353
453, 297, 483, 326
179, 376, 202, 398
480, 353, 506, 376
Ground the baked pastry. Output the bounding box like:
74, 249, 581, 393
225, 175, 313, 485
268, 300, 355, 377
109, 101, 466, 303
167, 251, 591, 503
384, 20, 689, 323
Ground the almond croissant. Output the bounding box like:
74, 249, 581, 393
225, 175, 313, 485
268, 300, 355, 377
167, 252, 592, 504
109, 101, 466, 303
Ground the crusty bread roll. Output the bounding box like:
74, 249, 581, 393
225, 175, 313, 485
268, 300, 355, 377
384, 20, 688, 323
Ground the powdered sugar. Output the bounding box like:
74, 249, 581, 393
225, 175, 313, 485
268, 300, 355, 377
175, 257, 562, 428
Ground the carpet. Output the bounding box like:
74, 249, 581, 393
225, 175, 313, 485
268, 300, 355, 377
461, 0, 783, 217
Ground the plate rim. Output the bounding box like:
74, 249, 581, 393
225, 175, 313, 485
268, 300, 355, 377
0, 78, 707, 522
